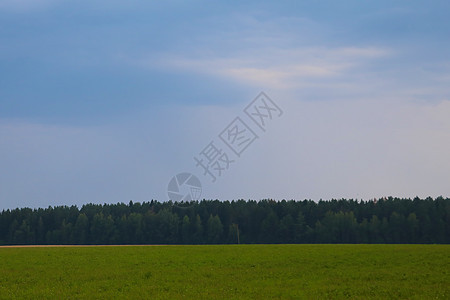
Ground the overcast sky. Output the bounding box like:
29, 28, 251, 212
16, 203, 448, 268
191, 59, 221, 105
1, 1, 450, 209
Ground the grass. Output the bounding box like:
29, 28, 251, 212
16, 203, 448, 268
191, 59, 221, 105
0, 244, 449, 299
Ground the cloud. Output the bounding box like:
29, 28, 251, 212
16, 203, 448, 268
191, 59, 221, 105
0, 117, 167, 209
2, 92, 450, 209
133, 41, 450, 107
136, 46, 391, 90
120, 6, 449, 104
2, 1, 450, 209
200, 95, 450, 201
0, 102, 239, 209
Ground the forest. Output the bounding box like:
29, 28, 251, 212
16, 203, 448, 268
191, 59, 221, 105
0, 197, 449, 245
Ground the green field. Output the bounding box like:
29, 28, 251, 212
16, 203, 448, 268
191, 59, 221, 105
0, 245, 449, 299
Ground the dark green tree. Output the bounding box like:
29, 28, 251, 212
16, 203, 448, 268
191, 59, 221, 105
207, 215, 223, 244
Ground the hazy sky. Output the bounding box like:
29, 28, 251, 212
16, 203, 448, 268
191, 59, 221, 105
1, 1, 450, 209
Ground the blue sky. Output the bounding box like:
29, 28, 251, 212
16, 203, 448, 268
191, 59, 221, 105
1, 1, 450, 209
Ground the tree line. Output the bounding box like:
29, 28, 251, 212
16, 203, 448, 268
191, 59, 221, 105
0, 197, 449, 245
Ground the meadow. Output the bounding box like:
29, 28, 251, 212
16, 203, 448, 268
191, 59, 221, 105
0, 244, 449, 299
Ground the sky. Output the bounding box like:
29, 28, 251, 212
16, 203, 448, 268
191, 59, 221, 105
1, 0, 450, 209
